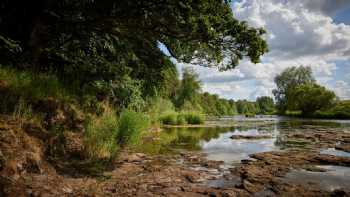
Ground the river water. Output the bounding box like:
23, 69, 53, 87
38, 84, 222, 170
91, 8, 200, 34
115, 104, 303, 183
142, 116, 350, 190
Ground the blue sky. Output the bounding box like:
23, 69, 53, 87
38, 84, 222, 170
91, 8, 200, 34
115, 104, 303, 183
161, 0, 350, 101
334, 6, 350, 24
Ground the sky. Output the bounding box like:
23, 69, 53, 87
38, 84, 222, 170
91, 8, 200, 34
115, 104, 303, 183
163, 0, 350, 101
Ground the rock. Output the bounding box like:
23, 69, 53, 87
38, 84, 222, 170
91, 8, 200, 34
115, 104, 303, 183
230, 135, 272, 140
0, 150, 5, 170
335, 143, 350, 153
125, 154, 143, 163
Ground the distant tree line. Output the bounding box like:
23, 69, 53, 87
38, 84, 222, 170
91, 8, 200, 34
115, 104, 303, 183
168, 67, 275, 116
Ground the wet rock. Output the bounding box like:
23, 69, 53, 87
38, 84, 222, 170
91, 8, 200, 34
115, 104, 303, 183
230, 135, 272, 140
336, 143, 350, 153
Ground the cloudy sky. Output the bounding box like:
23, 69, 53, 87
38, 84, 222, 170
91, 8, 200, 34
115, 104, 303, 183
166, 0, 350, 101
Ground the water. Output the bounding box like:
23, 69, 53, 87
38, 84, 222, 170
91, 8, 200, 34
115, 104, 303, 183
141, 117, 350, 189
282, 165, 350, 191
320, 148, 350, 157
201, 127, 278, 166
142, 117, 350, 166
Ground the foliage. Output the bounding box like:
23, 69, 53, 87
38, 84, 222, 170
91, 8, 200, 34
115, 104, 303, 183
182, 112, 205, 124
117, 110, 150, 145
84, 109, 119, 160
273, 66, 315, 113
314, 100, 350, 119
290, 83, 336, 116
175, 68, 202, 108
146, 97, 175, 124
0, 0, 267, 106
160, 113, 179, 125
159, 111, 204, 125
256, 96, 275, 114
0, 66, 71, 101
236, 100, 259, 115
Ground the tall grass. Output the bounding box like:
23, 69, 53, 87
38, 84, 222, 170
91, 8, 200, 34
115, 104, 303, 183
0, 66, 71, 101
160, 111, 205, 125
117, 109, 150, 146
146, 97, 175, 125
84, 108, 119, 160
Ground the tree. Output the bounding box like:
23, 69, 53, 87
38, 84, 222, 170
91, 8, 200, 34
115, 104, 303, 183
176, 67, 202, 108
256, 96, 275, 114
290, 84, 336, 116
273, 66, 316, 113
0, 0, 268, 99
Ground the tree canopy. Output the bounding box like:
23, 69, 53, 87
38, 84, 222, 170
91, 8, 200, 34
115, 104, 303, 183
273, 66, 336, 116
273, 66, 315, 112
0, 0, 267, 99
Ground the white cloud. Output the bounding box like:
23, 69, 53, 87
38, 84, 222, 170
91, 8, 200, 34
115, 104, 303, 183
181, 0, 350, 100
334, 80, 350, 99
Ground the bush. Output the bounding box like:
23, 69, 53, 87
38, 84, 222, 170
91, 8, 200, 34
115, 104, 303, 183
160, 113, 178, 125
182, 112, 205, 124
146, 97, 175, 124
314, 101, 350, 119
84, 109, 119, 160
118, 110, 150, 145
176, 114, 187, 125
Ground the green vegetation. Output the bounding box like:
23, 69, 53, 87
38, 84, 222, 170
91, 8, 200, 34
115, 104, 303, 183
256, 96, 275, 114
0, 0, 271, 169
118, 110, 150, 146
314, 100, 350, 119
160, 112, 204, 125
273, 66, 347, 119
84, 108, 119, 160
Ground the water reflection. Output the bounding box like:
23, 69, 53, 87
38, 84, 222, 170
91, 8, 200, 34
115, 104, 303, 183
140, 118, 350, 165
201, 126, 278, 165
282, 165, 350, 191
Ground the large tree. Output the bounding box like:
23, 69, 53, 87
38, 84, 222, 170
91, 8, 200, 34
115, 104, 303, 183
273, 66, 315, 113
290, 84, 336, 116
0, 0, 268, 95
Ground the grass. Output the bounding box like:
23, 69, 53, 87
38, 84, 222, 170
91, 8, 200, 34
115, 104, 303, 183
117, 109, 150, 146
160, 112, 178, 125
146, 97, 175, 125
160, 111, 205, 125
0, 66, 71, 101
84, 108, 119, 160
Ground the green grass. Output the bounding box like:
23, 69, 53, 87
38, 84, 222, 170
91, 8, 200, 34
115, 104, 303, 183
160, 112, 178, 125
182, 112, 205, 124
117, 109, 150, 145
159, 111, 205, 125
0, 66, 71, 101
84, 108, 119, 160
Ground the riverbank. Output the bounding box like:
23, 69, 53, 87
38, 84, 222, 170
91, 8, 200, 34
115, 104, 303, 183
2, 115, 350, 196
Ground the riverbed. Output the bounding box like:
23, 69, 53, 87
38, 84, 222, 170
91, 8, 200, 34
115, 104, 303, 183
140, 116, 350, 195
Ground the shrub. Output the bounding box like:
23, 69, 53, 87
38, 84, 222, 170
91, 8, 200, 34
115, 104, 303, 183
160, 113, 178, 125
118, 109, 150, 145
176, 114, 187, 125
84, 109, 119, 160
146, 97, 175, 124
182, 112, 205, 124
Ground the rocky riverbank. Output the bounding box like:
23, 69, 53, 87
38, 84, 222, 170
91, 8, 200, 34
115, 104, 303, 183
1, 115, 350, 196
